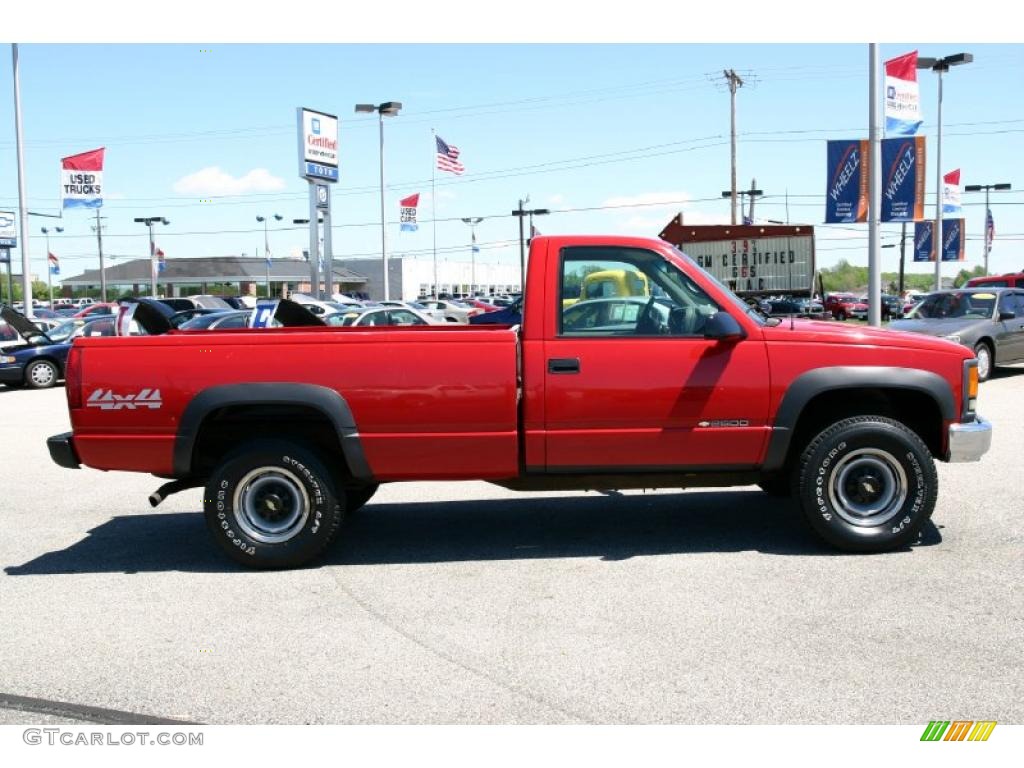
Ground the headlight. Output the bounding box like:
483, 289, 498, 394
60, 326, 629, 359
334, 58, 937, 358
0, 355, 16, 364
942, 334, 962, 344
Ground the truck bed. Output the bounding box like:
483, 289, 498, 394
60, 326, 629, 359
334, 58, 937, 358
70, 324, 521, 480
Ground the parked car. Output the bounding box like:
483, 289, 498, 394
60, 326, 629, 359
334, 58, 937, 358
417, 299, 481, 323
889, 288, 1024, 381
850, 294, 903, 321
470, 297, 523, 325
71, 302, 117, 319
0, 310, 117, 389
824, 293, 868, 321
177, 310, 253, 331
965, 272, 1024, 290
757, 297, 828, 320
323, 306, 440, 327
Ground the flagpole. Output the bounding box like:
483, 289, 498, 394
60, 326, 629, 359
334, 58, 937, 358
431, 128, 438, 298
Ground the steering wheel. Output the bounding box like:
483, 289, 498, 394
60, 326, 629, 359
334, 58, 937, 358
635, 297, 666, 335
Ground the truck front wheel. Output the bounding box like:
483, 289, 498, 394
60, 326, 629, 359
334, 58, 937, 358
796, 416, 937, 552
203, 440, 344, 569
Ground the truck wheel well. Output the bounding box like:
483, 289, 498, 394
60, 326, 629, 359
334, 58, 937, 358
787, 387, 943, 466
190, 404, 350, 482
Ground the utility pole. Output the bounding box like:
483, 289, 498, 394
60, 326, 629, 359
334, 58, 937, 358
748, 177, 758, 223
512, 198, 549, 295
898, 222, 907, 297
723, 69, 744, 225
867, 44, 882, 327
93, 210, 107, 301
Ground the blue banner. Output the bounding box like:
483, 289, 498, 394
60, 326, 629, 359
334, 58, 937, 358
825, 140, 869, 223
913, 219, 966, 262
881, 136, 926, 222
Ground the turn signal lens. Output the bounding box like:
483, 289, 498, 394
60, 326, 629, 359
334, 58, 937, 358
968, 365, 979, 401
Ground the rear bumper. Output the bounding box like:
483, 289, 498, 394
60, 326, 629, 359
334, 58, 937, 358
947, 416, 992, 463
47, 432, 81, 469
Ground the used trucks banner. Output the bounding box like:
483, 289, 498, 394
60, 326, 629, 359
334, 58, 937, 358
825, 140, 869, 223
61, 147, 105, 209
880, 136, 926, 222
913, 219, 966, 262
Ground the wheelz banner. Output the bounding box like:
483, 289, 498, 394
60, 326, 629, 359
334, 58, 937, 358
61, 147, 105, 209
825, 140, 869, 223
881, 136, 926, 222
913, 219, 965, 262
884, 51, 923, 136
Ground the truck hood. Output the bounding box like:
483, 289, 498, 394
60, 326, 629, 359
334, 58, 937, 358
887, 317, 989, 338
762, 317, 967, 354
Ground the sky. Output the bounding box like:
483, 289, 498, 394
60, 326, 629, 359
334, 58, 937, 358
0, 39, 1021, 284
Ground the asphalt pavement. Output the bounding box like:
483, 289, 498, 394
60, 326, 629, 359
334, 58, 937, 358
0, 372, 1021, 724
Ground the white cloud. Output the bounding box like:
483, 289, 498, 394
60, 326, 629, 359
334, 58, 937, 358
548, 193, 566, 205
172, 167, 286, 196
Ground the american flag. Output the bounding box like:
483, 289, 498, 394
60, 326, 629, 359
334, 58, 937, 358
436, 135, 464, 175
986, 208, 995, 249
47, 252, 60, 275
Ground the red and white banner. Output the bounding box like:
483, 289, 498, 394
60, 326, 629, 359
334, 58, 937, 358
884, 51, 923, 137
400, 193, 420, 232
942, 169, 962, 214
61, 147, 105, 209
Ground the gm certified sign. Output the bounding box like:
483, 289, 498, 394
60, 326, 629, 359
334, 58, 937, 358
297, 108, 338, 183
0, 210, 16, 248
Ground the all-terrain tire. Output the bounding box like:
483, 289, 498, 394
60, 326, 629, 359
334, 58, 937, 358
796, 416, 937, 552
203, 440, 344, 569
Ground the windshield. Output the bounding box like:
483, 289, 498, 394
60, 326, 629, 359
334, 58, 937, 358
47, 319, 83, 343
671, 246, 766, 326
911, 292, 997, 320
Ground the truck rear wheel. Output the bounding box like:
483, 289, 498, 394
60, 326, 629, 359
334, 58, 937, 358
795, 416, 937, 552
203, 440, 344, 569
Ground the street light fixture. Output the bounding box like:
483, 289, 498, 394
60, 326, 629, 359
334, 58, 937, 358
355, 101, 402, 300
721, 187, 763, 223
917, 52, 973, 290
133, 216, 170, 297
256, 214, 283, 298
963, 182, 1011, 275
40, 225, 64, 306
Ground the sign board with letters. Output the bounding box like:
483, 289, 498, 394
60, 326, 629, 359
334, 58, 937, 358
0, 210, 17, 248
297, 108, 339, 182
249, 300, 280, 328
659, 220, 816, 296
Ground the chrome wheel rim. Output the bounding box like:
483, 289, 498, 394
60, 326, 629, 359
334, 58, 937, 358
233, 467, 310, 544
976, 347, 991, 380
828, 448, 907, 527
30, 363, 55, 387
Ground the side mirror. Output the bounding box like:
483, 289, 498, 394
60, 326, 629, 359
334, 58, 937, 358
703, 311, 746, 342
999, 311, 1015, 321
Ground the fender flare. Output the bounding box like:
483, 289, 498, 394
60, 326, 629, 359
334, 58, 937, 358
172, 382, 372, 481
762, 366, 955, 471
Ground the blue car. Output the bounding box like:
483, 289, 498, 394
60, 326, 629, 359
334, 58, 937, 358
469, 297, 523, 325
0, 306, 115, 389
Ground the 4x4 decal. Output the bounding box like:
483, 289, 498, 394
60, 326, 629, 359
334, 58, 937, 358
87, 388, 162, 410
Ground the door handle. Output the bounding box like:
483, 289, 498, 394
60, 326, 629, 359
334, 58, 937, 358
548, 357, 580, 374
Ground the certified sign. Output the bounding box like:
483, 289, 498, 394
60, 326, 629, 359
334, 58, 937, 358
0, 210, 16, 248
297, 108, 339, 183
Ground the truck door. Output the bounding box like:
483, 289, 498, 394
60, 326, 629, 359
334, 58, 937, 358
542, 245, 771, 470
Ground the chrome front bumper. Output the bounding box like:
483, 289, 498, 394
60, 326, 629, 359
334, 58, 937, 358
947, 416, 992, 463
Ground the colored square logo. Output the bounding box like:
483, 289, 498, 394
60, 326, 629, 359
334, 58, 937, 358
311, 118, 321, 135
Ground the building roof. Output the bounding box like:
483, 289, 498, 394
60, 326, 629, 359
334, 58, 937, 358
60, 256, 367, 286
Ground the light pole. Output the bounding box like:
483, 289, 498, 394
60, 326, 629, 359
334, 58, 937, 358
963, 182, 1011, 275
133, 216, 169, 297
256, 214, 283, 297
917, 52, 972, 290
461, 217, 484, 295
40, 225, 63, 306
293, 215, 324, 297
355, 101, 402, 300
721, 184, 763, 223
512, 199, 549, 294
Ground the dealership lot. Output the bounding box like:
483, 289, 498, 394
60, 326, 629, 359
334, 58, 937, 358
0, 376, 1021, 725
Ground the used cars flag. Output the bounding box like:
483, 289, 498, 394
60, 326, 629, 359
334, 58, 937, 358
400, 194, 420, 232
884, 51, 923, 136
48, 252, 59, 275
61, 147, 105, 209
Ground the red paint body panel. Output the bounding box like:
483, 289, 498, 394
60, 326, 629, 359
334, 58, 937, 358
64, 234, 973, 483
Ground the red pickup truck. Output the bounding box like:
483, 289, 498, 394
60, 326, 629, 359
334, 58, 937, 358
47, 235, 991, 568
